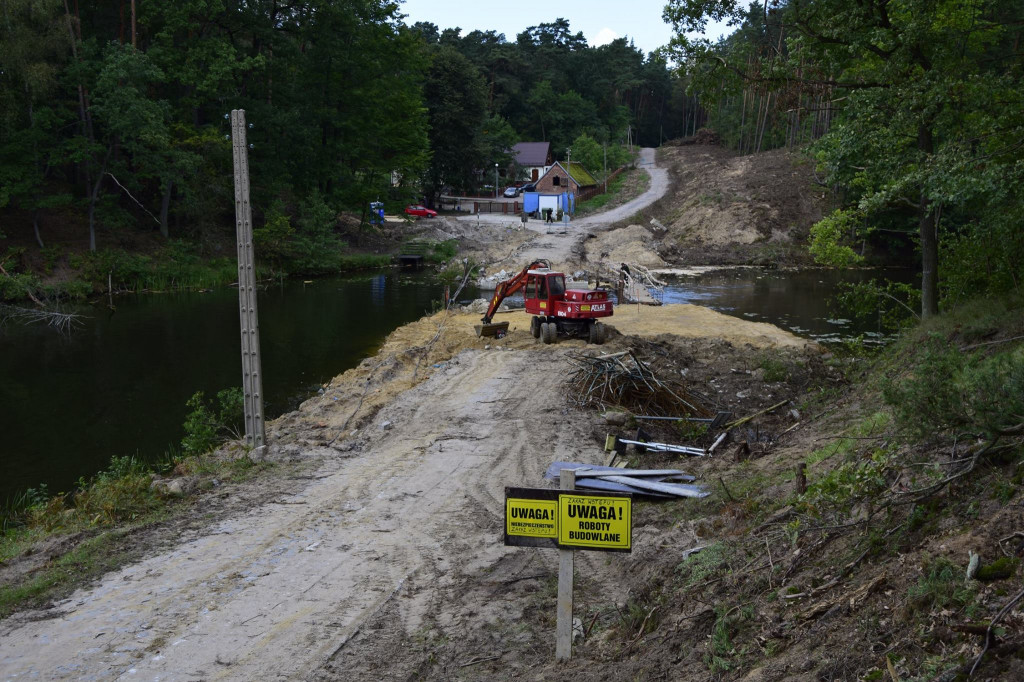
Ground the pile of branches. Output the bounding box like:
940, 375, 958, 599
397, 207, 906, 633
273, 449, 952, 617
566, 349, 711, 417
0, 304, 84, 334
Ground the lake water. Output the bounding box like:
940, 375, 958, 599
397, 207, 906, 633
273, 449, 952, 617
1, 266, 913, 501
659, 267, 914, 345
0, 271, 452, 501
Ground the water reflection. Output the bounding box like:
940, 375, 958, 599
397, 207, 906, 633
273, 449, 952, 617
0, 271, 453, 500
661, 268, 915, 344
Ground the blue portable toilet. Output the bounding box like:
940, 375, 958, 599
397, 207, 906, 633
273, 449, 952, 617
369, 201, 385, 225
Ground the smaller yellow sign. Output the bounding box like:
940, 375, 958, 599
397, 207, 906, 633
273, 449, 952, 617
558, 494, 631, 550
506, 498, 558, 538
580, 304, 591, 311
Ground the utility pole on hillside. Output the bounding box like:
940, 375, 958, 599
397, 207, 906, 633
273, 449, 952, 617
230, 109, 266, 452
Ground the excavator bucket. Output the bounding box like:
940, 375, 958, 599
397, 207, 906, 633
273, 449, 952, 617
475, 321, 510, 338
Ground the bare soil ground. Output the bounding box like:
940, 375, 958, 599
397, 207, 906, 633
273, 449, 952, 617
653, 144, 826, 267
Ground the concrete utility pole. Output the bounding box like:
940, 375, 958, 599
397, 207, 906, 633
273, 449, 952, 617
556, 469, 576, 661
494, 163, 499, 198
230, 110, 266, 451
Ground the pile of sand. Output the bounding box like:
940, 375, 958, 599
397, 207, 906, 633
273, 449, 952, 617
585, 224, 668, 268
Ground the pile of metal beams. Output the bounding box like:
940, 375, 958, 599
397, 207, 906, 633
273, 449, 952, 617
545, 461, 709, 499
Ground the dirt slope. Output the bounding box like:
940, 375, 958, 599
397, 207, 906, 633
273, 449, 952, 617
655, 144, 826, 265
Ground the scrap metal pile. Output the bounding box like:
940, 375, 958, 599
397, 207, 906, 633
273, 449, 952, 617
566, 350, 711, 418
545, 462, 709, 499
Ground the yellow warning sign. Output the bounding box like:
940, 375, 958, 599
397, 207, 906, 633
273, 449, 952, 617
558, 494, 631, 551
506, 497, 558, 538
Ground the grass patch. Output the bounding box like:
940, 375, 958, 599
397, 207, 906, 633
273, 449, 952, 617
905, 557, 978, 616
675, 541, 734, 587
805, 412, 891, 466
705, 605, 753, 673
758, 354, 791, 383
0, 523, 163, 618
574, 169, 647, 216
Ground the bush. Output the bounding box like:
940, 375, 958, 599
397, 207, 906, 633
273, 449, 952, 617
883, 335, 1024, 440
74, 456, 158, 525
837, 279, 921, 331
809, 209, 865, 267
905, 557, 976, 615
181, 388, 244, 456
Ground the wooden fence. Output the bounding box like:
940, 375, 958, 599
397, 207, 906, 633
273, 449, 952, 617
473, 201, 522, 214
576, 166, 627, 203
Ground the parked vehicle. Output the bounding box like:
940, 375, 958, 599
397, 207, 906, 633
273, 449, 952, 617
520, 182, 537, 192
503, 186, 520, 198
404, 205, 437, 218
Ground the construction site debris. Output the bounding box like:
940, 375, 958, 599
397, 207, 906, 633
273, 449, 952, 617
616, 438, 708, 457
545, 462, 696, 482
634, 411, 732, 429
544, 462, 708, 499
566, 350, 712, 417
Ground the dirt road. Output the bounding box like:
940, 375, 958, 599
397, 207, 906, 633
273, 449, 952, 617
0, 145, 808, 681
575, 147, 668, 227
474, 147, 668, 272
0, 350, 597, 680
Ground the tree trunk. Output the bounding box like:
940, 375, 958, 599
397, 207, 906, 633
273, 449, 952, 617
88, 153, 110, 252
159, 179, 173, 238
918, 124, 939, 318
33, 211, 44, 248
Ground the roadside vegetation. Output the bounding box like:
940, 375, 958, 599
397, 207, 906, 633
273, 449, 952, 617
665, 0, 1024, 320
0, 387, 274, 618
574, 167, 650, 217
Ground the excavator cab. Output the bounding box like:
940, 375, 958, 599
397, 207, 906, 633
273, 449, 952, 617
524, 271, 565, 316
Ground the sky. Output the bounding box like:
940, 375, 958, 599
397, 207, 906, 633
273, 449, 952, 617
396, 0, 730, 56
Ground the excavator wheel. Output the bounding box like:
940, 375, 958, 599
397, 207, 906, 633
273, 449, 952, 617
541, 322, 556, 345
530, 316, 541, 339
589, 322, 606, 345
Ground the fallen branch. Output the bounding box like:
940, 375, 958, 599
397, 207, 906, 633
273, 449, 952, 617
0, 303, 85, 333
460, 654, 503, 668
893, 438, 1001, 504
106, 172, 161, 225
726, 400, 790, 430
960, 334, 1024, 351
969, 586, 1024, 676
998, 531, 1024, 557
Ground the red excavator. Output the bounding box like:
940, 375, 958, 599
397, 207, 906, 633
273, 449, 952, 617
476, 260, 613, 344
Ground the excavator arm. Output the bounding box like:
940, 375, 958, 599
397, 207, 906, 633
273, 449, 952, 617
481, 260, 549, 324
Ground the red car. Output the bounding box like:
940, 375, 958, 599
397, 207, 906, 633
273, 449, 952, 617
404, 204, 437, 218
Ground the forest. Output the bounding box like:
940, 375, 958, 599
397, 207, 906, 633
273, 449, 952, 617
0, 0, 688, 298
664, 0, 1024, 317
